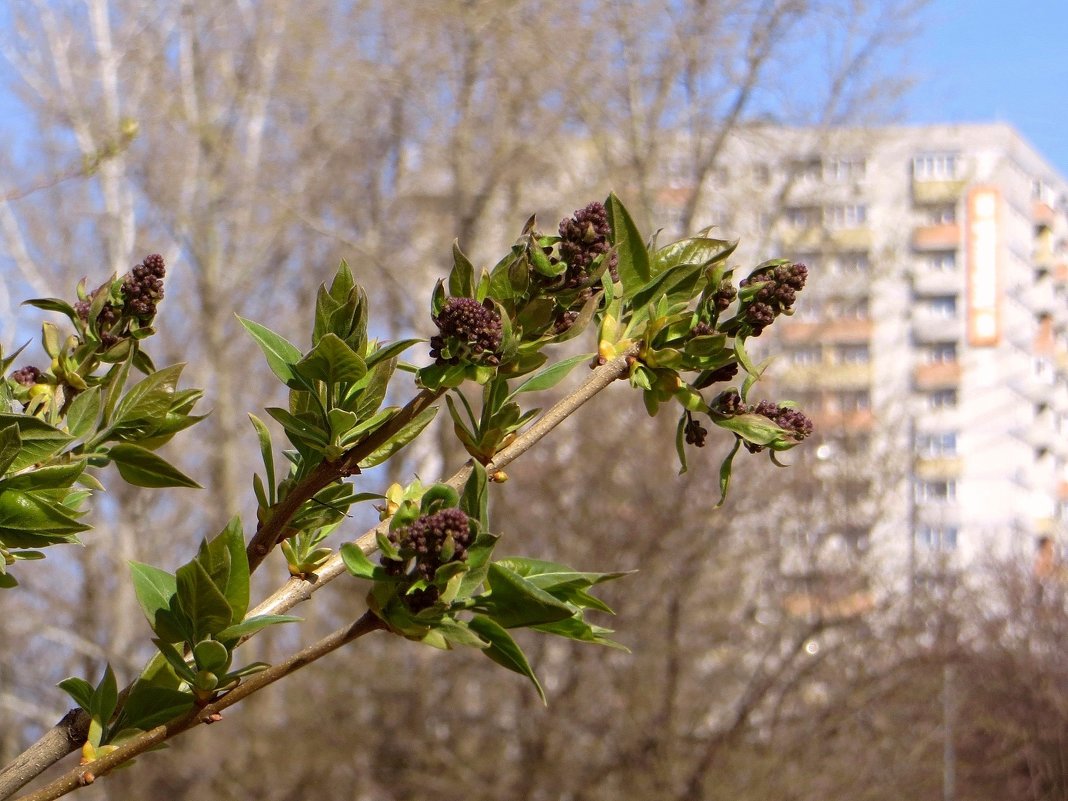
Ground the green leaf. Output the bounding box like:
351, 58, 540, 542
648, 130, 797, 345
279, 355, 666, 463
206, 517, 249, 622
151, 639, 196, 683
0, 490, 90, 543
605, 192, 650, 296
22, 297, 80, 321
117, 684, 193, 733
712, 412, 787, 446
506, 352, 594, 400
653, 236, 736, 274
461, 462, 489, 528
237, 316, 303, 384
0, 424, 20, 475
66, 386, 102, 440
531, 616, 628, 650
175, 558, 233, 641
216, 614, 301, 643
57, 677, 95, 713
130, 562, 189, 643
0, 462, 86, 491
265, 407, 329, 448
108, 443, 200, 488
111, 364, 185, 433
449, 240, 476, 299
467, 615, 545, 703
248, 414, 276, 506
364, 339, 422, 371
0, 414, 73, 472
475, 563, 574, 628
358, 405, 439, 469
340, 542, 378, 580
716, 438, 741, 508
630, 262, 706, 314
89, 664, 119, 730
295, 333, 367, 387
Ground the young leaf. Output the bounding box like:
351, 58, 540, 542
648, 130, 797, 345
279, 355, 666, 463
237, 316, 303, 385
0, 414, 73, 472
89, 664, 119, 732
340, 541, 379, 580
0, 424, 20, 476
248, 414, 276, 506
130, 562, 189, 643
65, 386, 102, 440
216, 614, 301, 642
108, 443, 201, 489
449, 240, 476, 299
716, 437, 742, 507
467, 615, 546, 703
57, 677, 95, 713
116, 684, 193, 733
207, 517, 250, 622
175, 558, 233, 641
506, 352, 595, 400
358, 406, 439, 469
294, 333, 367, 387
475, 563, 574, 628
108, 364, 186, 440
605, 192, 651, 296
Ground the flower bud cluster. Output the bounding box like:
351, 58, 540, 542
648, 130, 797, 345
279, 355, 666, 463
74, 254, 167, 346
430, 297, 503, 366
558, 201, 618, 285
10, 366, 41, 387
381, 508, 475, 611
740, 262, 807, 336
712, 279, 737, 312
746, 400, 814, 453
122, 253, 166, 319
684, 415, 708, 447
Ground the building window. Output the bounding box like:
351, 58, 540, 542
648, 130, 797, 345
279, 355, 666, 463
833, 390, 871, 412
917, 525, 959, 550
913, 153, 960, 181
830, 252, 871, 274
824, 157, 866, 182
827, 297, 870, 320
916, 431, 957, 457
925, 342, 957, 364
927, 389, 958, 409
915, 480, 957, 504
825, 204, 868, 228
790, 346, 822, 365
925, 295, 958, 318
836, 344, 870, 364
926, 251, 957, 271
926, 205, 957, 224
752, 163, 771, 184
786, 207, 816, 227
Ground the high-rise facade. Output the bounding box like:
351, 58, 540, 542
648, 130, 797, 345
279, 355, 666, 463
656, 123, 1068, 579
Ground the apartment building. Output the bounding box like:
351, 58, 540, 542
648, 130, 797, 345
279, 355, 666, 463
656, 123, 1068, 579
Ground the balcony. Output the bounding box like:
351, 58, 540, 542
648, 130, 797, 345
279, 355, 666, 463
778, 226, 872, 252
912, 312, 964, 344
781, 319, 873, 344
911, 179, 967, 205
913, 361, 962, 390
812, 409, 876, 433
911, 269, 962, 296
1033, 200, 1056, 229
911, 223, 961, 251
781, 363, 872, 389
915, 456, 963, 481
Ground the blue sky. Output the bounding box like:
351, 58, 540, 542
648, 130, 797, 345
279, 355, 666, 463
905, 0, 1068, 176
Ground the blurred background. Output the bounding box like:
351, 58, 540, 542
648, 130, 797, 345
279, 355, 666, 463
0, 1, 1066, 799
